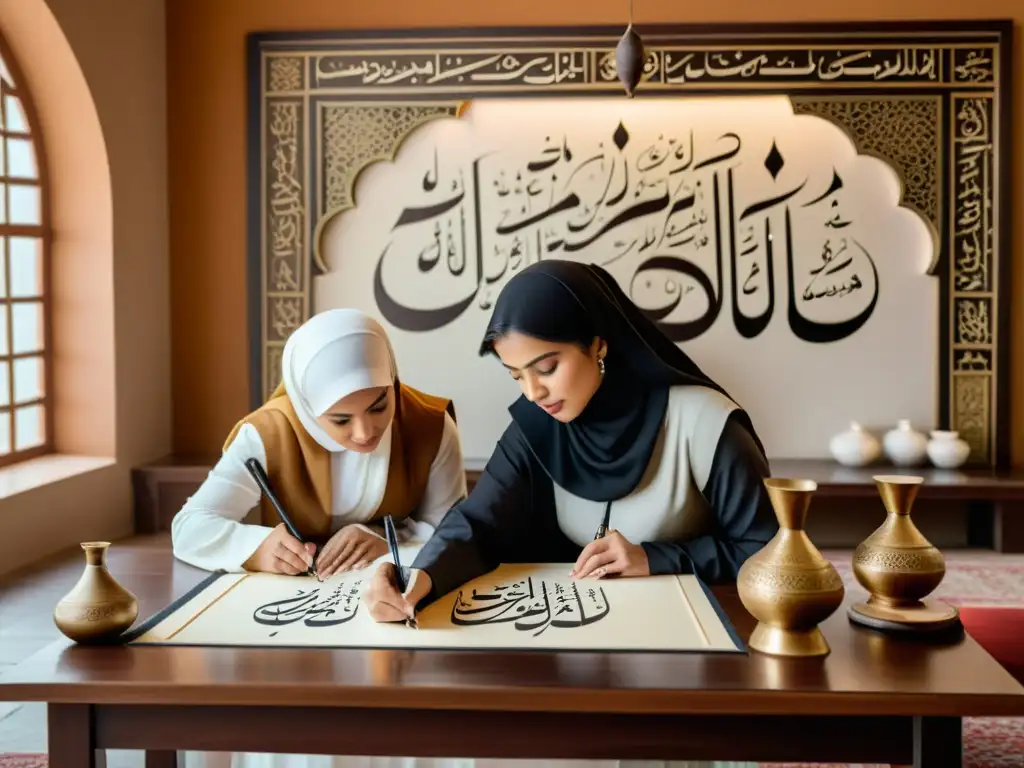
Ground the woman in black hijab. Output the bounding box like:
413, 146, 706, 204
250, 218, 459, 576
364, 260, 778, 622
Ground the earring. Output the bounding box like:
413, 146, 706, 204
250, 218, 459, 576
598, 357, 606, 376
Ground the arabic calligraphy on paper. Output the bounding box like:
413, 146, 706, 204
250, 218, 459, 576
253, 580, 364, 634
246, 576, 609, 639
452, 577, 610, 637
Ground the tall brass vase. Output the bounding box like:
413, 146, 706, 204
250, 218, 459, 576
848, 475, 959, 632
53, 542, 139, 644
737, 478, 845, 657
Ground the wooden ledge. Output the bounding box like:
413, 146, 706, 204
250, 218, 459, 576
131, 454, 219, 535
130, 454, 484, 536
0, 454, 115, 499
132, 455, 1024, 551
761, 460, 1024, 499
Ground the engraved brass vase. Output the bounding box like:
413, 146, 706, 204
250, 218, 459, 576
53, 542, 139, 644
737, 478, 845, 657
848, 475, 958, 630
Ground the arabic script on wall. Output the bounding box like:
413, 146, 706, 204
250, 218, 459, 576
316, 97, 937, 460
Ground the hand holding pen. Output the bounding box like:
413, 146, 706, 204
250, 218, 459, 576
383, 515, 418, 628
362, 516, 431, 626
243, 458, 319, 579
242, 523, 317, 576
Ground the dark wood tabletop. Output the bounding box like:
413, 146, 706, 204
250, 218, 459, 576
0, 534, 1022, 718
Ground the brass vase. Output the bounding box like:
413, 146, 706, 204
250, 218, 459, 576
737, 478, 845, 657
53, 542, 139, 644
848, 475, 959, 632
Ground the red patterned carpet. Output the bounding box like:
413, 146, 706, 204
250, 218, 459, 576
1, 558, 1021, 768
0, 756, 45, 768
828, 555, 1024, 609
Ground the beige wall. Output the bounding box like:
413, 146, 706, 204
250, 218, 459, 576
167, 0, 1024, 468
0, 0, 170, 576
0, 1, 1014, 575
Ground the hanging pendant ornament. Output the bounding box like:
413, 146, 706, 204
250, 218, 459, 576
615, 0, 645, 97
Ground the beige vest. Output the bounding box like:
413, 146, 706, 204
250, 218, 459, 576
224, 381, 453, 545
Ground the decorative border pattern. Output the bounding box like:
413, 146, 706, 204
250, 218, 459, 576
247, 22, 1012, 468
789, 96, 941, 253
950, 93, 997, 459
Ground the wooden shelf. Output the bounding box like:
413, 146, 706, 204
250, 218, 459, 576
752, 459, 1024, 500
132, 455, 1024, 552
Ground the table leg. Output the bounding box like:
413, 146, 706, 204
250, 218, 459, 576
913, 716, 961, 767
48, 703, 106, 768
145, 752, 180, 768
993, 501, 1024, 553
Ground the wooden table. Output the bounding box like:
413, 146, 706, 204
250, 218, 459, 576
1, 536, 1022, 768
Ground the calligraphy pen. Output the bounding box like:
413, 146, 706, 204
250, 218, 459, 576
244, 457, 320, 580
383, 514, 417, 629
593, 500, 612, 540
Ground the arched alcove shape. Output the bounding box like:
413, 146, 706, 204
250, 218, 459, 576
315, 95, 938, 461
0, 0, 115, 459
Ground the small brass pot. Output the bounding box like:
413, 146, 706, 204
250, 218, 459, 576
737, 478, 845, 657
53, 542, 139, 644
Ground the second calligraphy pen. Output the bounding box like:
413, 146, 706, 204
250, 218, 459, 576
383, 514, 417, 629
244, 457, 320, 580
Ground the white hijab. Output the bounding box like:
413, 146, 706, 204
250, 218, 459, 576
280, 309, 398, 522
281, 308, 398, 452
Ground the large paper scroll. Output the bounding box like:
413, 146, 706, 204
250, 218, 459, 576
129, 563, 743, 653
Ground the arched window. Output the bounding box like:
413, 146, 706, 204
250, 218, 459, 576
0, 35, 49, 467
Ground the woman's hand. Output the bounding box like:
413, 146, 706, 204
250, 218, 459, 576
243, 523, 316, 575
315, 524, 389, 578
364, 563, 433, 623
570, 530, 650, 579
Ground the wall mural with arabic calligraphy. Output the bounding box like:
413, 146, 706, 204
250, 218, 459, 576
248, 22, 1011, 468
315, 96, 935, 461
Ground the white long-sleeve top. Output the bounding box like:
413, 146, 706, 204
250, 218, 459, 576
170, 412, 467, 573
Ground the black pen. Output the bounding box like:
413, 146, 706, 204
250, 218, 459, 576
244, 457, 319, 579
383, 515, 417, 629
593, 500, 612, 541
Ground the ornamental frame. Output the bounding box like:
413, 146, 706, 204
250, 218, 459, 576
246, 21, 1013, 469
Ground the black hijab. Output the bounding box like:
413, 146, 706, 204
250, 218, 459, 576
480, 260, 762, 501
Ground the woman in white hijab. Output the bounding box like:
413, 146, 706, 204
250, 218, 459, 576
171, 308, 467, 578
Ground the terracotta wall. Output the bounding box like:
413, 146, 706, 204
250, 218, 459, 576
167, 0, 1023, 464
0, 0, 170, 576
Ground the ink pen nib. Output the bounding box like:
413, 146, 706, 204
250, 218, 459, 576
405, 616, 418, 630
